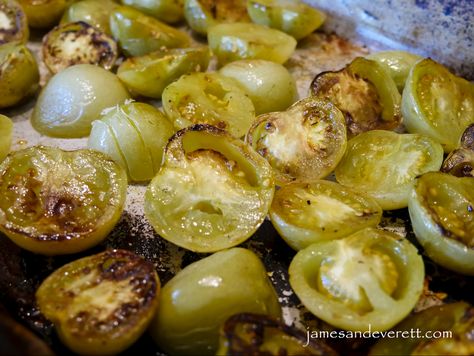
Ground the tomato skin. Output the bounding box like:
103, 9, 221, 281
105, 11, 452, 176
289, 228, 425, 332
0, 114, 13, 163
0, 146, 127, 255
36, 249, 160, 355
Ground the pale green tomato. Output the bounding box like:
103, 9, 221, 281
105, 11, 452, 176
270, 180, 382, 250
121, 0, 184, 24
18, 0, 67, 28
117, 47, 210, 98
335, 130, 444, 210
402, 58, 474, 152
247, 0, 326, 40
367, 50, 423, 92
31, 64, 130, 138
208, 22, 297, 66
162, 72, 255, 138
441, 124, 474, 177
150, 248, 281, 355
61, 0, 118, 35
89, 102, 175, 182
0, 0, 29, 44
0, 114, 13, 163
219, 59, 297, 115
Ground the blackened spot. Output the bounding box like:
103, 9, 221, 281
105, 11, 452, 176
306, 200, 311, 205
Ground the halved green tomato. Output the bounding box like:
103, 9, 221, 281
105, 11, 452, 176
36, 249, 160, 355
144, 124, 274, 252
270, 180, 382, 250
61, 0, 118, 35
150, 248, 281, 356
289, 228, 425, 332
369, 302, 474, 355
0, 0, 29, 44
162, 72, 255, 138
110, 5, 190, 57
0, 114, 13, 163
18, 0, 67, 28
247, 0, 326, 40
246, 97, 346, 185
121, 0, 184, 24
441, 123, 474, 177
335, 130, 443, 210
208, 22, 297, 66
217, 313, 337, 356
117, 47, 210, 99
310, 57, 401, 137
0, 146, 127, 255
42, 21, 118, 73
408, 172, 474, 275
184, 0, 249, 35
402, 58, 474, 153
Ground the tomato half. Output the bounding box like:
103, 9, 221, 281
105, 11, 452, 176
441, 123, 474, 177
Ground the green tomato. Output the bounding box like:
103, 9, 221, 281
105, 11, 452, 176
162, 72, 255, 138
183, 0, 249, 35
311, 57, 401, 137
150, 247, 281, 355
31, 64, 130, 138
0, 0, 29, 44
246, 97, 347, 185
117, 47, 210, 99
219, 59, 297, 115
441, 123, 474, 177
42, 21, 118, 74
18, 0, 67, 28
408, 172, 474, 275
0, 42, 39, 109
270, 180, 382, 250
402, 58, 474, 153
0, 114, 13, 163
145, 124, 274, 252
121, 0, 184, 24
110, 5, 190, 57
0, 146, 127, 255
247, 0, 326, 40
289, 227, 425, 332
335, 130, 444, 210
366, 50, 423, 93
36, 249, 160, 355
89, 102, 175, 182
369, 302, 474, 355
61, 0, 118, 35
208, 22, 297, 66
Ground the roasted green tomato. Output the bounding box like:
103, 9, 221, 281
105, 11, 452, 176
42, 21, 118, 74
335, 130, 443, 210
36, 249, 160, 355
121, 0, 184, 24
270, 180, 382, 250
17, 0, 67, 28
246, 97, 346, 185
0, 146, 127, 255
289, 228, 425, 332
402, 58, 474, 152
117, 47, 210, 99
247, 0, 326, 40
184, 0, 249, 35
0, 0, 29, 44
88, 102, 175, 182
408, 172, 474, 275
110, 5, 190, 57
145, 125, 274, 252
61, 0, 118, 35
219, 59, 297, 115
0, 42, 39, 109
310, 57, 401, 137
370, 302, 474, 355
0, 114, 13, 163
150, 248, 281, 356
217, 313, 337, 356
366, 50, 422, 93
208, 22, 296, 65
441, 123, 474, 177
32, 64, 130, 138
162, 72, 255, 138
